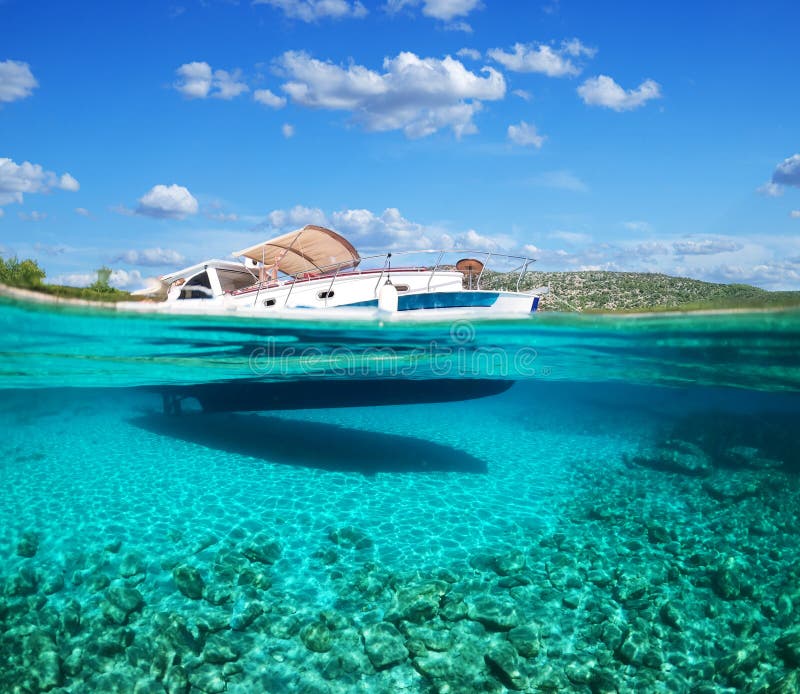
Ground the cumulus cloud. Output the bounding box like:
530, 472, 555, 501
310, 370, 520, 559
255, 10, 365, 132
58, 173, 80, 191
760, 154, 800, 196
262, 204, 516, 252
213, 69, 250, 99
136, 184, 199, 219
709, 262, 800, 289
75, 207, 91, 217
254, 0, 367, 21
0, 157, 79, 207
512, 89, 532, 101
264, 204, 328, 230
174, 62, 212, 98
772, 154, 800, 188
277, 50, 505, 138
174, 62, 249, 99
507, 121, 545, 148
757, 181, 783, 197
54, 269, 147, 291
631, 241, 669, 258
577, 75, 661, 111
488, 39, 595, 77
253, 88, 287, 108
282, 123, 296, 138
112, 248, 186, 266
0, 60, 38, 103
791, 210, 800, 219
672, 239, 743, 255
387, 0, 482, 22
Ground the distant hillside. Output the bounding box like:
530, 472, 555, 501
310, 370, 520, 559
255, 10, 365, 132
480, 270, 800, 312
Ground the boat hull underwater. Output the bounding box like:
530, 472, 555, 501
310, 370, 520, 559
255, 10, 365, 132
155, 378, 515, 414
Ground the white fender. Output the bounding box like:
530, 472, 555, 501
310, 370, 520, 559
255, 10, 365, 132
378, 281, 399, 312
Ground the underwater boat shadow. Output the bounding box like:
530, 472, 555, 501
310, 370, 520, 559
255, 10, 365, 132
131, 413, 488, 474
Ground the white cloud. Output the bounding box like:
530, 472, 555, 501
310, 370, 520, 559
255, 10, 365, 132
175, 62, 212, 98
523, 234, 800, 288
75, 207, 91, 217
212, 69, 249, 99
264, 204, 516, 252
631, 241, 669, 257
527, 170, 587, 192
709, 262, 800, 288
136, 184, 199, 219
0, 208, 4, 218
278, 50, 505, 138
0, 157, 79, 207
18, 211, 47, 222
772, 154, 800, 188
0, 60, 38, 103
265, 204, 328, 230
761, 154, 800, 196
456, 48, 481, 61
282, 123, 296, 138
672, 239, 743, 255
52, 269, 147, 291
387, 0, 482, 22
791, 210, 800, 219
577, 75, 661, 111
331, 207, 438, 249
110, 269, 148, 290
113, 248, 186, 266
512, 89, 531, 101
254, 88, 287, 108
58, 173, 80, 191
757, 181, 783, 197
174, 62, 248, 100
507, 121, 545, 148
488, 39, 595, 77
254, 0, 367, 21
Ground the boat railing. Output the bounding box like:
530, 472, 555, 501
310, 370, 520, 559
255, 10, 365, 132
242, 249, 536, 306
287, 249, 536, 291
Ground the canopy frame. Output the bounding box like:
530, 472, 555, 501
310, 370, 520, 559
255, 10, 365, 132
233, 225, 360, 277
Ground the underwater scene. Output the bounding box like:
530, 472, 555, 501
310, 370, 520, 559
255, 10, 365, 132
2, 298, 800, 693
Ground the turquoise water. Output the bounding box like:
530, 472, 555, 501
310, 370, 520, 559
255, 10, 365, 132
2, 297, 800, 692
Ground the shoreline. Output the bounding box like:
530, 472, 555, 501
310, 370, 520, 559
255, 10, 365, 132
3, 282, 799, 318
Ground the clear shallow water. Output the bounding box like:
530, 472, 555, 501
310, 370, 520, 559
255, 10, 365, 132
2, 297, 800, 692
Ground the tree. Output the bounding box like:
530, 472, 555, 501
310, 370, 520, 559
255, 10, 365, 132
0, 256, 46, 288
89, 266, 114, 293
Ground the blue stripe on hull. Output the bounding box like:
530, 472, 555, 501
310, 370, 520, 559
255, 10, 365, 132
344, 291, 500, 311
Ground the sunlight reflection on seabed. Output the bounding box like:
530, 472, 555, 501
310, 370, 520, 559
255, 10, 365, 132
247, 320, 541, 378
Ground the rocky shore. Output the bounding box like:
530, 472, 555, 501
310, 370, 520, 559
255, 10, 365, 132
2, 422, 799, 693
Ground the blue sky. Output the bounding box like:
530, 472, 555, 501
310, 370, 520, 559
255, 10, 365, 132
2, 0, 799, 289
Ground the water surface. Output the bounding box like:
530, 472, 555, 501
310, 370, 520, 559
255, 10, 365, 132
1, 297, 799, 692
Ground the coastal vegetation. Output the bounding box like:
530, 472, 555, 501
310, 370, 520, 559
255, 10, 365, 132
481, 270, 800, 312
3, 255, 800, 312
0, 256, 133, 302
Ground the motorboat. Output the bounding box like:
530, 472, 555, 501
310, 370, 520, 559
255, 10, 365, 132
129, 225, 543, 319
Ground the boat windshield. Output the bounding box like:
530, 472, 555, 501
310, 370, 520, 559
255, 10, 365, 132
217, 268, 256, 293
179, 272, 213, 300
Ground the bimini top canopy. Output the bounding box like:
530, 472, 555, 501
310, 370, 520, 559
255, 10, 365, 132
233, 225, 360, 276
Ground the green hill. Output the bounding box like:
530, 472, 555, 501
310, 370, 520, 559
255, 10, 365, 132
480, 270, 800, 312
